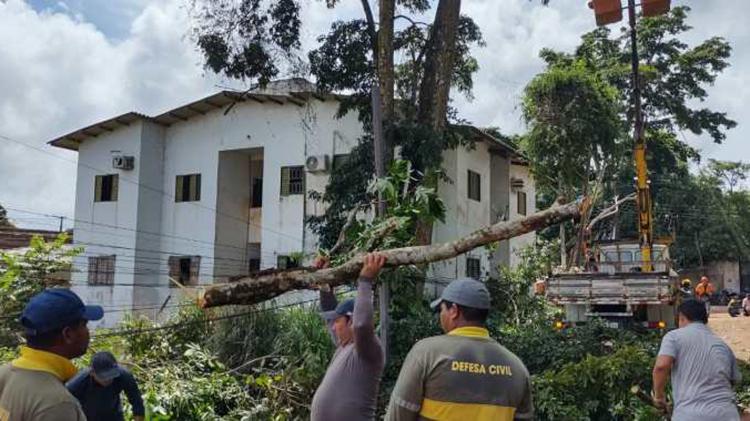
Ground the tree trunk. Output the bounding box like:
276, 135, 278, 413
199, 199, 583, 308
378, 0, 395, 166
417, 0, 461, 132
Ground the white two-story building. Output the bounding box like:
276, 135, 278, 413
50, 79, 535, 326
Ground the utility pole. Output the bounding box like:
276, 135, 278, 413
588, 0, 671, 272
58, 216, 64, 233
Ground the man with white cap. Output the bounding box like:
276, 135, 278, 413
385, 277, 534, 421
66, 351, 145, 421
310, 253, 386, 421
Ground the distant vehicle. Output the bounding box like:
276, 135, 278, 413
546, 240, 678, 329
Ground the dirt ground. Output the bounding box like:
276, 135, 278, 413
709, 309, 750, 362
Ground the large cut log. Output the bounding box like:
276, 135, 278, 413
199, 199, 584, 308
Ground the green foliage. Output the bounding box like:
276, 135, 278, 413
533, 346, 663, 420
190, 0, 302, 84
522, 60, 625, 198
486, 241, 559, 326
0, 233, 82, 346
542, 6, 735, 145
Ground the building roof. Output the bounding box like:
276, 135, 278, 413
48, 89, 344, 151
454, 125, 527, 164
48, 82, 515, 160
0, 228, 71, 250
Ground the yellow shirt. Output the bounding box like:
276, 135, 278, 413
0, 347, 85, 421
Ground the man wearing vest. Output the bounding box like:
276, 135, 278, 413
694, 276, 715, 314
0, 288, 104, 421
385, 278, 533, 421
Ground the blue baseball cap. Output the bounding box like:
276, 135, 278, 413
92, 351, 121, 381
321, 298, 355, 321
20, 288, 104, 335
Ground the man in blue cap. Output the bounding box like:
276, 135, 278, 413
67, 351, 145, 421
385, 277, 533, 421
0, 288, 103, 421
310, 253, 386, 421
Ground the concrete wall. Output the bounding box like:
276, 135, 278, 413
679, 261, 741, 293
71, 122, 144, 328
508, 163, 536, 268
214, 151, 251, 279
489, 153, 511, 277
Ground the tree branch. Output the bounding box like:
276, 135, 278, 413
394, 15, 430, 27
586, 193, 636, 232
198, 199, 585, 308
329, 208, 359, 255
360, 0, 377, 46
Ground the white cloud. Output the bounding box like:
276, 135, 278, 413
0, 0, 748, 229
0, 0, 221, 227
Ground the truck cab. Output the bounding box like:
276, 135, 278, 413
546, 240, 677, 329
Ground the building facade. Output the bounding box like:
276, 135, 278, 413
50, 81, 536, 327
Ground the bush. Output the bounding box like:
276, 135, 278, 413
532, 346, 663, 420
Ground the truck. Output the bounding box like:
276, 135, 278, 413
545, 240, 678, 329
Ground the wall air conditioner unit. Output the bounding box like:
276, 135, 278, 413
511, 177, 525, 191
305, 155, 330, 173
112, 155, 135, 170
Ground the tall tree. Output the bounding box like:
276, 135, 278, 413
532, 6, 736, 266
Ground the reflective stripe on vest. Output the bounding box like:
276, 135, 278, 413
419, 398, 516, 421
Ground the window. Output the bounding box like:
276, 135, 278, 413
466, 257, 481, 280
280, 166, 305, 196
467, 170, 481, 202
251, 177, 263, 208
176, 174, 201, 202
333, 154, 350, 171
248, 258, 261, 273
94, 175, 119, 202
277, 255, 299, 270
168, 255, 200, 286
517, 191, 527, 216
88, 255, 115, 285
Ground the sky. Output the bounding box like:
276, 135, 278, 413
1, 0, 748, 230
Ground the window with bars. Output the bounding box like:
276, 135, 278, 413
94, 175, 119, 202
466, 257, 481, 280
168, 255, 200, 286
467, 170, 481, 202
176, 174, 201, 202
280, 166, 305, 196
88, 255, 116, 285
517, 191, 527, 216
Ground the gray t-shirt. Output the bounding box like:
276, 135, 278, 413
658, 322, 742, 421
310, 278, 385, 421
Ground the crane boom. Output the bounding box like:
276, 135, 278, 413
628, 0, 653, 272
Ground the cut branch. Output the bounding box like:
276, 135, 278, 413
198, 199, 584, 308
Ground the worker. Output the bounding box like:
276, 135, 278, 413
310, 253, 386, 421
742, 294, 750, 317
385, 278, 533, 421
0, 288, 104, 421
66, 351, 145, 421
652, 299, 742, 421
727, 294, 742, 318
695, 276, 716, 314
679, 278, 692, 296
